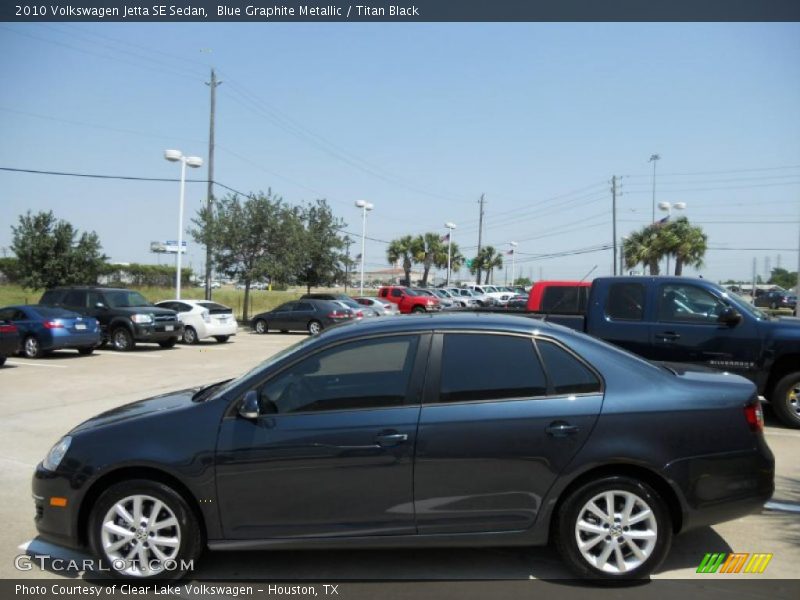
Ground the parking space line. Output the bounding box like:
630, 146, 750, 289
5, 361, 67, 369
94, 352, 159, 358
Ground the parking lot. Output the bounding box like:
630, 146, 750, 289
2, 329, 799, 581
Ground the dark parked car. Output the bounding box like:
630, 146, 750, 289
251, 299, 355, 335
0, 305, 100, 358
39, 287, 182, 351
0, 318, 20, 367
32, 314, 773, 581
755, 290, 797, 311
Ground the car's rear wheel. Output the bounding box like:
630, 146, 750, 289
88, 479, 202, 580
112, 328, 135, 352
23, 335, 43, 359
182, 327, 198, 345
0, 356, 6, 367
771, 371, 800, 428
555, 476, 671, 579
253, 319, 268, 334
213, 336, 229, 343
78, 347, 95, 355
307, 320, 322, 335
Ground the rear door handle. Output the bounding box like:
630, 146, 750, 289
656, 331, 681, 342
545, 421, 580, 438
375, 432, 408, 447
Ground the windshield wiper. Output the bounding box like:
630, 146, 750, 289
192, 379, 232, 402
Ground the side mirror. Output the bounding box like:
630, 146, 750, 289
718, 307, 742, 326
238, 390, 260, 420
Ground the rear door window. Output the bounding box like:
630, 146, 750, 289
605, 283, 646, 321
536, 339, 602, 395
438, 333, 547, 403
62, 290, 87, 308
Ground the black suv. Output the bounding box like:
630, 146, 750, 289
39, 287, 183, 351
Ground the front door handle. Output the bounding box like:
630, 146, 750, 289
656, 331, 681, 342
375, 431, 408, 447
545, 421, 580, 438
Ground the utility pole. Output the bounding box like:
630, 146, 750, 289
751, 257, 757, 305
649, 154, 660, 223
612, 175, 618, 276
204, 68, 222, 301
476, 193, 485, 284
344, 237, 351, 293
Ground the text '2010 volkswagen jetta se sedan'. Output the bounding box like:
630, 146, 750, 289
32, 313, 774, 581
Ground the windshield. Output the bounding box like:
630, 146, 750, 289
209, 336, 316, 400
719, 289, 769, 320
433, 290, 449, 298
104, 291, 151, 308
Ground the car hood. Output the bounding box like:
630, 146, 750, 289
70, 387, 200, 434
112, 306, 177, 316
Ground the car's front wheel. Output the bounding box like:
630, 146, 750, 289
555, 476, 671, 579
112, 327, 135, 352
253, 319, 268, 334
88, 480, 202, 580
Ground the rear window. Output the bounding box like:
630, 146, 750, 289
197, 302, 231, 313
39, 290, 63, 305
32, 306, 79, 318
536, 339, 602, 395
541, 286, 588, 314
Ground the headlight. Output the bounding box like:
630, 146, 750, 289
42, 436, 72, 471
131, 313, 153, 324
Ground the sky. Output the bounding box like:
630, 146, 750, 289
1, 22, 799, 284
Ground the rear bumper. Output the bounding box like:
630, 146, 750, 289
197, 320, 238, 339
43, 331, 101, 350
664, 441, 774, 532
132, 322, 183, 341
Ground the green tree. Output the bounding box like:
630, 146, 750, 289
192, 190, 302, 321
768, 267, 798, 290
387, 235, 416, 286
470, 246, 503, 284
412, 232, 448, 287
513, 276, 532, 287
623, 225, 665, 275
663, 216, 708, 276
10, 210, 107, 289
296, 199, 348, 293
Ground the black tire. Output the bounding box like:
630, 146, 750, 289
182, 326, 198, 345
111, 327, 135, 352
253, 319, 268, 334
770, 301, 777, 310
555, 475, 672, 580
78, 347, 95, 355
98, 338, 109, 349
411, 306, 426, 314
23, 335, 43, 359
307, 320, 322, 335
213, 336, 230, 343
0, 355, 6, 367
159, 339, 177, 349
771, 371, 800, 428
88, 479, 202, 581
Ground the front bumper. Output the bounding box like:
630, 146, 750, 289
32, 464, 83, 550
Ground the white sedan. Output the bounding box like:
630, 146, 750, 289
155, 300, 238, 344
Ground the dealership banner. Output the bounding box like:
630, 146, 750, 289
3, 0, 800, 22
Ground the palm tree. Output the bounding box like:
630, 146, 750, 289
623, 225, 664, 275
471, 246, 503, 284
386, 235, 416, 285
411, 232, 447, 287
664, 217, 707, 276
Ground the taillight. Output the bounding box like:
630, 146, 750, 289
744, 401, 764, 433
327, 310, 349, 319
356, 310, 363, 318
0, 324, 17, 333
44, 320, 64, 329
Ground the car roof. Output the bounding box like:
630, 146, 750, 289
316, 312, 558, 343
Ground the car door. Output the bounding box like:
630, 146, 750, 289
215, 333, 430, 539
649, 282, 762, 378
269, 302, 296, 330
414, 332, 602, 534
291, 302, 316, 330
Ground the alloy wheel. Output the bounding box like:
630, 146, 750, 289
788, 384, 800, 417
24, 336, 41, 358
574, 489, 658, 574
100, 494, 181, 578
308, 321, 321, 335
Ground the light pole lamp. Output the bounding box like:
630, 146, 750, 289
355, 200, 374, 295
165, 149, 203, 299
444, 222, 457, 286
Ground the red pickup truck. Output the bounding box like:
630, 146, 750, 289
378, 286, 441, 314
526, 280, 591, 313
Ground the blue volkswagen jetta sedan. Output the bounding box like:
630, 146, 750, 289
32, 313, 774, 580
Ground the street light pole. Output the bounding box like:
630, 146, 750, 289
509, 241, 518, 286
649, 154, 661, 223
355, 200, 374, 295
445, 222, 456, 286
165, 150, 203, 300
